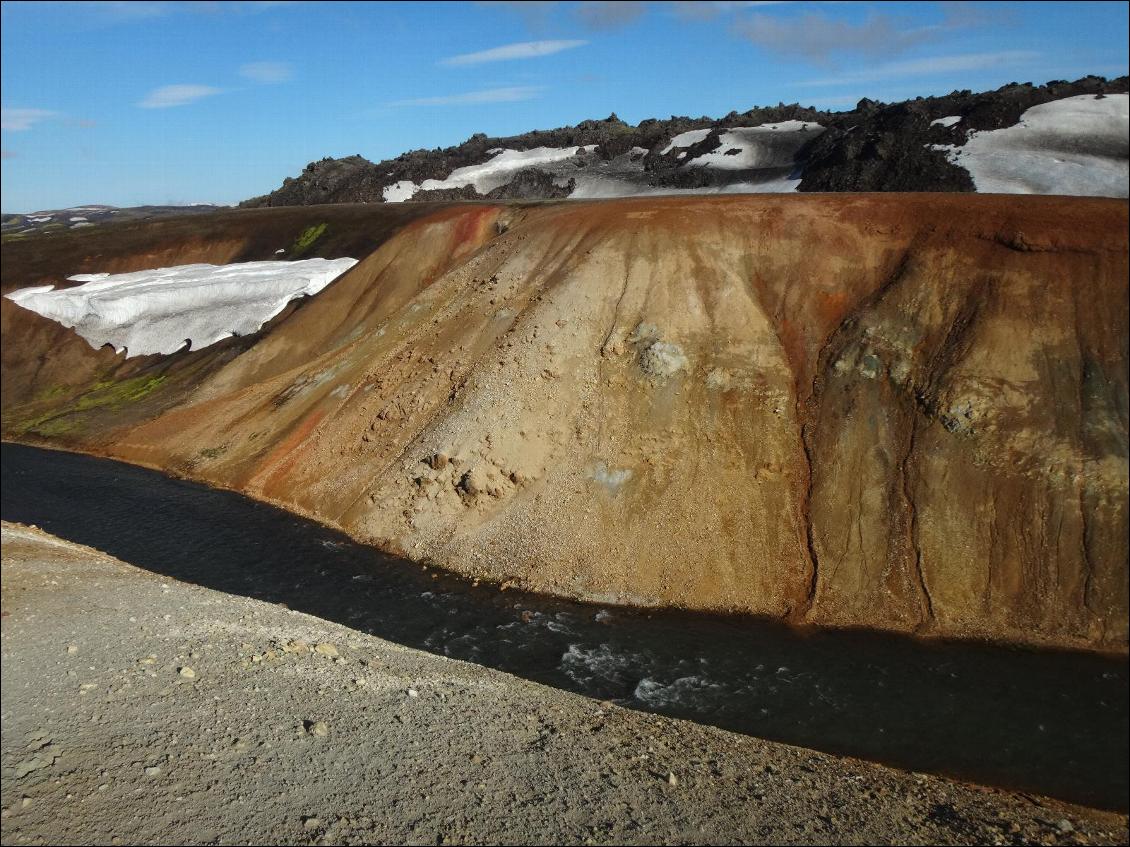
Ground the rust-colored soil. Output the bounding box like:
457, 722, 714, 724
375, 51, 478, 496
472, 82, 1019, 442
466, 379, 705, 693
3, 194, 1126, 651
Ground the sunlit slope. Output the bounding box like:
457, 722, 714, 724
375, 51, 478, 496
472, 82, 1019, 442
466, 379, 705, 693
0, 203, 447, 433
3, 195, 1126, 650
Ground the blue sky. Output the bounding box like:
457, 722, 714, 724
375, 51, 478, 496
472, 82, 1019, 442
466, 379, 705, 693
2, 0, 1127, 212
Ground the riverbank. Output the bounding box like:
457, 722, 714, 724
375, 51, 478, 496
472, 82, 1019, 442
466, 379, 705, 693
2, 521, 1126, 846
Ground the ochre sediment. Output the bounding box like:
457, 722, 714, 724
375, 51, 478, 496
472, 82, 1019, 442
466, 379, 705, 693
2, 194, 1126, 651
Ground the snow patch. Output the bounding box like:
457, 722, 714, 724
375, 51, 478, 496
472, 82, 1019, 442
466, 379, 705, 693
383, 146, 597, 202
931, 115, 962, 128
382, 180, 417, 203
568, 174, 802, 199
683, 121, 823, 171
6, 257, 358, 357
945, 94, 1128, 197
661, 129, 710, 154
420, 146, 596, 194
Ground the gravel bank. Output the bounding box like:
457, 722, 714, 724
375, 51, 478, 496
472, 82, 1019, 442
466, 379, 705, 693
2, 521, 1126, 846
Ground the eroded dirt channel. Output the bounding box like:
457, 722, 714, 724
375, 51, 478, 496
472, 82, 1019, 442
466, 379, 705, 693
2, 442, 1126, 811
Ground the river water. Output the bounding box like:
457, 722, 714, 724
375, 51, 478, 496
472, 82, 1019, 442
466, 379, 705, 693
2, 442, 1126, 810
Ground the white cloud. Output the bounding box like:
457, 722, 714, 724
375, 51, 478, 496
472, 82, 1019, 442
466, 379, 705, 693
138, 84, 223, 108
239, 61, 294, 83
575, 0, 645, 30
1, 108, 58, 131
440, 40, 587, 66
389, 86, 544, 107
51, 1, 301, 20
800, 51, 1041, 86
733, 11, 932, 62
675, 1, 791, 19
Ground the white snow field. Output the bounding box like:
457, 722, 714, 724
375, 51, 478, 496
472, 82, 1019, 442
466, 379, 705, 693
660, 129, 711, 154
382, 146, 597, 201
682, 121, 824, 171
382, 180, 417, 202
5, 257, 358, 357
944, 94, 1129, 196
568, 174, 803, 199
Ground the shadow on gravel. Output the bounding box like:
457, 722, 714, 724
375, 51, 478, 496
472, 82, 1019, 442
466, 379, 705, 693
2, 442, 1127, 811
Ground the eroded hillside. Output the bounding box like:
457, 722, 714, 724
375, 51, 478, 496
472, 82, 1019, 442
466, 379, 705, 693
2, 195, 1127, 652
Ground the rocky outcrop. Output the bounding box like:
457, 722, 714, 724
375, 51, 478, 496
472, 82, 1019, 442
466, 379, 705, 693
2, 195, 1127, 652
240, 76, 1128, 207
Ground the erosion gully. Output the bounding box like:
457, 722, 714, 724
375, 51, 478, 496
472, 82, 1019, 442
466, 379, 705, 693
2, 442, 1126, 811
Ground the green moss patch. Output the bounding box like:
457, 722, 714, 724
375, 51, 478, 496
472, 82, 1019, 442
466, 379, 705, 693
289, 223, 328, 257
10, 374, 169, 438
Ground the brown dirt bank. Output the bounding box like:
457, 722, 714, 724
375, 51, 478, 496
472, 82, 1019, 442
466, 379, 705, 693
2, 194, 1127, 652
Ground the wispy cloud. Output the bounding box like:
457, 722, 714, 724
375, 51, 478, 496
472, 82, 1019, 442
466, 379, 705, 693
575, 0, 645, 30
674, 0, 790, 21
47, 1, 301, 21
482, 0, 647, 31
239, 61, 293, 83
389, 86, 544, 107
138, 84, 223, 108
476, 1, 558, 32
799, 51, 1041, 86
440, 39, 587, 66
733, 11, 932, 62
1, 108, 58, 131
73, 1, 172, 20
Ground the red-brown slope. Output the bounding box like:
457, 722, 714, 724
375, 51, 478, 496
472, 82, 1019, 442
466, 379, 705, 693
2, 195, 1126, 651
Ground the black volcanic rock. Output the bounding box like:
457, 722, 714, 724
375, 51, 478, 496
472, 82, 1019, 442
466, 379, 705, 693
796, 103, 976, 193
797, 75, 1128, 192
239, 75, 1129, 207
486, 169, 575, 200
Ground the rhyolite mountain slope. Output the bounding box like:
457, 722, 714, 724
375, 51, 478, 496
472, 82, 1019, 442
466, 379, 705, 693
2, 194, 1126, 653
242, 76, 1129, 207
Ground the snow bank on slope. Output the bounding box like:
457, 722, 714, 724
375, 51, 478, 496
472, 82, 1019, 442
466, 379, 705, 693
5, 258, 358, 357
568, 174, 801, 198
383, 180, 416, 202
945, 94, 1128, 196
660, 129, 710, 155
683, 121, 822, 171
383, 146, 596, 202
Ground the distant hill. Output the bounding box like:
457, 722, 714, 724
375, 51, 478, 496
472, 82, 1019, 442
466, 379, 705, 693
1, 204, 226, 240
242, 75, 1129, 208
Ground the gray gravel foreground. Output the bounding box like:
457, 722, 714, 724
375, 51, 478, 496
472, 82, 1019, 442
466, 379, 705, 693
1, 521, 1126, 846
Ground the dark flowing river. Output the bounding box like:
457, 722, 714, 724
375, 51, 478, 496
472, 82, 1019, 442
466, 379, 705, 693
2, 442, 1126, 810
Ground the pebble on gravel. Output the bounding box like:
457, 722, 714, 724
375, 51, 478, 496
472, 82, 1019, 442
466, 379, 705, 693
305, 721, 330, 737
178, 666, 196, 679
